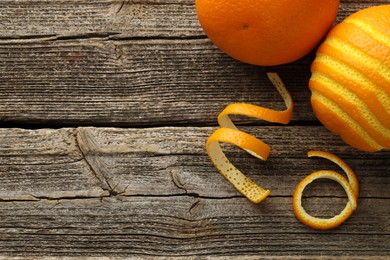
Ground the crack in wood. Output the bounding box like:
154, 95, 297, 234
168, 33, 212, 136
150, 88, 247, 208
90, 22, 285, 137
0, 193, 388, 204
116, 0, 126, 15
170, 168, 187, 192
188, 199, 201, 216
74, 128, 114, 193
0, 33, 206, 44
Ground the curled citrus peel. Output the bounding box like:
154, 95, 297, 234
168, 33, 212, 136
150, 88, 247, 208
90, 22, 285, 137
206, 72, 293, 203
292, 151, 359, 229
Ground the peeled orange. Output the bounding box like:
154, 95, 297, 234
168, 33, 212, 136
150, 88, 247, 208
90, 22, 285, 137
309, 5, 390, 152
195, 0, 340, 66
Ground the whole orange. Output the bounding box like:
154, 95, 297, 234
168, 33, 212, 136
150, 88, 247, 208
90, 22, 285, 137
195, 0, 340, 66
309, 5, 390, 152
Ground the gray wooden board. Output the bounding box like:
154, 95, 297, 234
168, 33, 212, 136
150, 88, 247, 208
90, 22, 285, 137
0, 38, 315, 126
1, 0, 390, 258
0, 127, 388, 258
0, 0, 386, 38
0, 197, 388, 257
1, 127, 389, 200
0, 0, 389, 126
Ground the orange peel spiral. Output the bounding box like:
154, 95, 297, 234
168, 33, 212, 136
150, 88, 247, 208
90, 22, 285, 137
206, 72, 293, 203
292, 151, 359, 229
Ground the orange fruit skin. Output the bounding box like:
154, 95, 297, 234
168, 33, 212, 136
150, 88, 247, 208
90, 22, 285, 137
195, 0, 340, 66
309, 5, 390, 152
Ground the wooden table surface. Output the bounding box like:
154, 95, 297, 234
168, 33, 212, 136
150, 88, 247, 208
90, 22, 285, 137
0, 0, 389, 258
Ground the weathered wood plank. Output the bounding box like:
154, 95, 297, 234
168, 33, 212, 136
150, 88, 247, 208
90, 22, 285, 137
0, 196, 388, 257
0, 0, 202, 39
1, 127, 388, 201
77, 126, 390, 199
1, 1, 389, 126
0, 0, 386, 39
0, 128, 109, 200
0, 38, 316, 126
0, 0, 389, 258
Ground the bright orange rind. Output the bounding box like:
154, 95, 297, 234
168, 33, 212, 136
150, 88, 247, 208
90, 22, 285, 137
206, 72, 293, 203
206, 127, 271, 203
309, 5, 390, 152
292, 151, 359, 229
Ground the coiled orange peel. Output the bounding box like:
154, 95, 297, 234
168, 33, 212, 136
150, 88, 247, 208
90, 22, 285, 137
292, 151, 359, 229
206, 72, 293, 203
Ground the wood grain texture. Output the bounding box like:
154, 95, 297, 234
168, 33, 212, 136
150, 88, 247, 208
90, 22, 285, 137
0, 0, 388, 126
76, 127, 390, 198
0, 0, 202, 39
1, 126, 389, 200
0, 0, 386, 38
1, 0, 390, 258
0, 127, 388, 258
0, 126, 390, 200
0, 128, 109, 200
0, 38, 315, 126
0, 196, 388, 257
